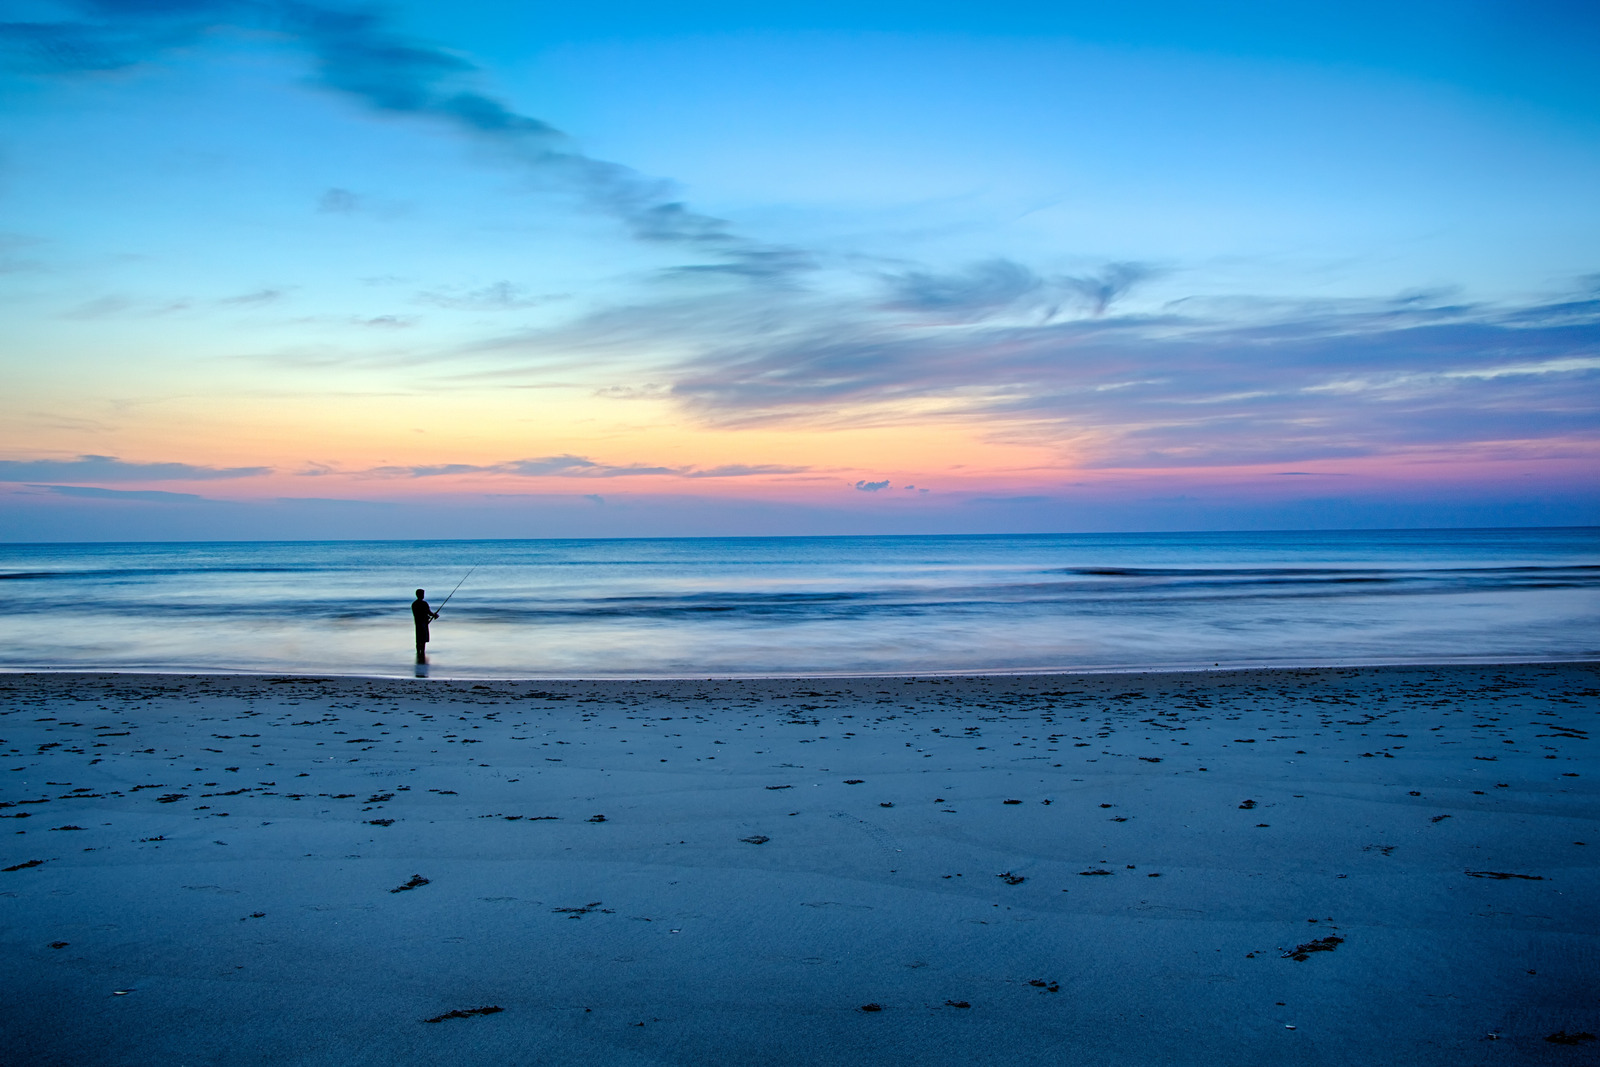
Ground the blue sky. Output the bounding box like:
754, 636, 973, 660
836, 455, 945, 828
1, 0, 1596, 539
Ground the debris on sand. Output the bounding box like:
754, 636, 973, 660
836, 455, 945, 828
1465, 870, 1544, 880
1282, 936, 1343, 961
858, 1003, 882, 1012
997, 872, 1025, 885
945, 1000, 971, 1008
1238, 799, 1257, 810
551, 902, 613, 917
1545, 1032, 1596, 1045
741, 835, 770, 845
1028, 979, 1061, 992
3, 859, 46, 872
587, 814, 607, 823
390, 874, 430, 893
424, 1005, 503, 1023
367, 818, 394, 827
1078, 869, 1113, 876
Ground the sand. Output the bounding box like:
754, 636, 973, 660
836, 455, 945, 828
1, 663, 1595, 1065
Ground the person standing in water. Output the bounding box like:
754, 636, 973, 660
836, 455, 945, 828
411, 588, 438, 661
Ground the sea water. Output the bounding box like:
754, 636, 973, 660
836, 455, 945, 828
0, 529, 1595, 677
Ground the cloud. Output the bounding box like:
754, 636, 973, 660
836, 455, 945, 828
497, 455, 602, 477
415, 281, 549, 311
502, 456, 677, 478
497, 456, 674, 477
1, 0, 794, 272
665, 247, 818, 282
318, 187, 359, 213
59, 295, 132, 320
0, 455, 270, 482
854, 479, 890, 491
219, 288, 285, 306
1063, 262, 1155, 315
970, 494, 1054, 504
375, 455, 673, 478
274, 495, 397, 508
372, 455, 809, 480
0, 231, 47, 274
59, 294, 193, 319
538, 280, 1600, 467
882, 258, 1041, 316
683, 464, 810, 478
29, 484, 205, 502
592, 383, 668, 400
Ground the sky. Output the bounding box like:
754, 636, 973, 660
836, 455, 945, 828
1, 0, 1598, 540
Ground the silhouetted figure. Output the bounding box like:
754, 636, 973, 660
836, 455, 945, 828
411, 588, 438, 662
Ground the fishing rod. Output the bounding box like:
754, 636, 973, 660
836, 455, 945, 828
434, 565, 476, 616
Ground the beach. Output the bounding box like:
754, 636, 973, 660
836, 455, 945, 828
2, 662, 1595, 1065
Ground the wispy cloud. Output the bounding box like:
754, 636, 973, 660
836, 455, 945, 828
415, 282, 551, 311
28, 484, 205, 502
1064, 262, 1157, 316
2, 0, 798, 272
500, 456, 676, 478
684, 464, 810, 478
366, 455, 809, 479
470, 279, 1600, 468
0, 231, 47, 274
877, 258, 1154, 322
0, 455, 270, 482
317, 187, 359, 214
882, 258, 1042, 318
219, 288, 286, 307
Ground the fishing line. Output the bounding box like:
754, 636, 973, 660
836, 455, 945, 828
435, 565, 476, 613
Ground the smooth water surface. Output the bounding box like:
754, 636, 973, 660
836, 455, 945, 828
0, 529, 1595, 677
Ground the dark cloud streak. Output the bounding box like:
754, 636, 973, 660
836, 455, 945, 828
28, 484, 206, 501
369, 455, 810, 479
1064, 262, 1156, 316
883, 258, 1041, 316
648, 286, 1600, 466
0, 455, 270, 481
2, 0, 788, 266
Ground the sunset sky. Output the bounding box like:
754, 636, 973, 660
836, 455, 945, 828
2, 0, 1597, 539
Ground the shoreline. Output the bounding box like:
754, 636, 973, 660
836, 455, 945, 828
2, 654, 1597, 683
3, 661, 1595, 1064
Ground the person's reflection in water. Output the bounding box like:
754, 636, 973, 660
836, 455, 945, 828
411, 588, 437, 675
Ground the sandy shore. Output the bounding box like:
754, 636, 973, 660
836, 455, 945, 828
1, 663, 1595, 1065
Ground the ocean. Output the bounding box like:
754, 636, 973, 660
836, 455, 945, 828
0, 528, 1595, 678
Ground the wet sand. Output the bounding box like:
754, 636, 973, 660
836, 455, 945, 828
2, 663, 1596, 1065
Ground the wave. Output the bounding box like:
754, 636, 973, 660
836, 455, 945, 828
1060, 564, 1600, 578
0, 565, 309, 581
6, 564, 1595, 623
